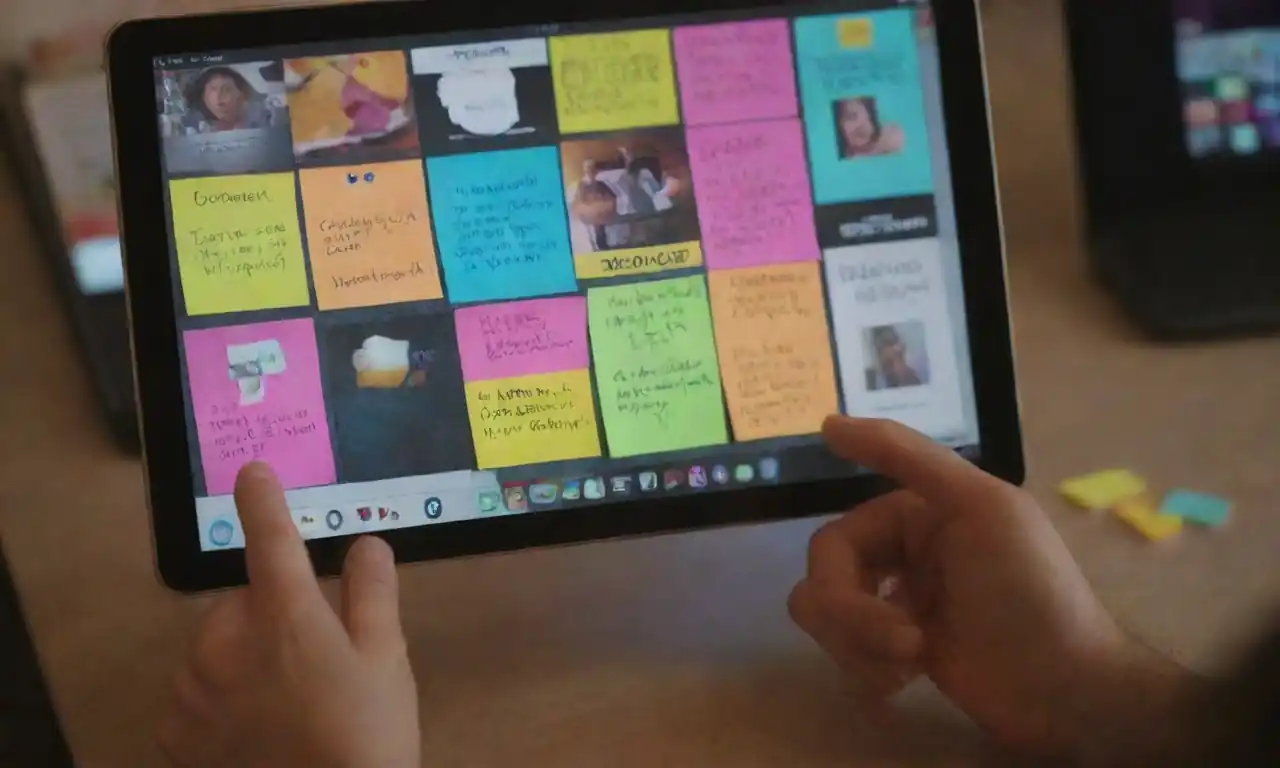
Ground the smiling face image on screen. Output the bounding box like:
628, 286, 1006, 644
834, 97, 905, 158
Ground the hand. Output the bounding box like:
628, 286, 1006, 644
160, 462, 420, 768
789, 416, 1192, 759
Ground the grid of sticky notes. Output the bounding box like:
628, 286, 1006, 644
170, 14, 932, 490
1058, 469, 1232, 543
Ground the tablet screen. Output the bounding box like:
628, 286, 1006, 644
1176, 0, 1280, 157
150, 0, 980, 551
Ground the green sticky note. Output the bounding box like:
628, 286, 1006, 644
588, 275, 729, 457
1160, 490, 1231, 527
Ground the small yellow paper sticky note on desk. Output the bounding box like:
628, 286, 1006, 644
1113, 497, 1183, 542
1058, 469, 1147, 510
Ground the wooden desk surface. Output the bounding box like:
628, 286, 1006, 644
1, 3, 1277, 765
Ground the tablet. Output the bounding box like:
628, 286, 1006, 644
107, 0, 1021, 592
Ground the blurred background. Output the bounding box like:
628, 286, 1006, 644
0, 1, 1277, 766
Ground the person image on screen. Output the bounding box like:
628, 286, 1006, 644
868, 325, 926, 390
571, 159, 622, 252
834, 96, 905, 158
186, 66, 272, 132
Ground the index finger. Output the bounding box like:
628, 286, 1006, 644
234, 462, 323, 603
822, 415, 1006, 507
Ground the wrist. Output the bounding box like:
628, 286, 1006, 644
1062, 636, 1207, 766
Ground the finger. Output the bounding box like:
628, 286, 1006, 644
789, 578, 924, 661
234, 462, 322, 604
806, 491, 926, 587
171, 666, 212, 720
822, 415, 1005, 507
340, 536, 404, 655
790, 582, 918, 697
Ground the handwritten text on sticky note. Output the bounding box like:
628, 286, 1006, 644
673, 19, 798, 126
465, 369, 602, 469
455, 296, 588, 381
688, 119, 820, 270
588, 276, 729, 457
549, 30, 680, 133
709, 262, 839, 440
300, 161, 442, 310
183, 318, 334, 495
426, 147, 576, 304
170, 173, 310, 315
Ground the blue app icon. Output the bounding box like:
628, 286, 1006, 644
424, 497, 444, 519
208, 519, 235, 547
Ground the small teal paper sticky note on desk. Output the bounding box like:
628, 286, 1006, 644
1159, 490, 1231, 527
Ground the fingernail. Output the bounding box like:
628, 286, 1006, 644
239, 461, 274, 481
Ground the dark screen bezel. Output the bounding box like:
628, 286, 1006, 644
107, 0, 1022, 593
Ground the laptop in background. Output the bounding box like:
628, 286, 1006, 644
1066, 0, 1280, 339
0, 67, 138, 451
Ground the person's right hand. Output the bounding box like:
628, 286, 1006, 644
789, 416, 1192, 760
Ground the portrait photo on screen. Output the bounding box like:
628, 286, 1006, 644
411, 38, 558, 155
156, 61, 294, 176
833, 96, 905, 158
861, 321, 929, 391
560, 128, 700, 257
320, 310, 475, 483
284, 51, 421, 166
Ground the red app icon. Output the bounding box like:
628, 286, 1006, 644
357, 507, 372, 522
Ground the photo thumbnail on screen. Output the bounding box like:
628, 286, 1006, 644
157, 61, 295, 176
284, 51, 421, 165
560, 128, 701, 274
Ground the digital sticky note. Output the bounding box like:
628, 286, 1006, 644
549, 30, 680, 133
823, 240, 967, 441
1058, 469, 1147, 511
1159, 490, 1231, 527
465, 369, 602, 469
687, 119, 820, 270
708, 263, 840, 440
320, 312, 476, 482
426, 147, 577, 304
455, 296, 588, 382
299, 160, 443, 310
588, 275, 729, 457
183, 318, 335, 495
1114, 497, 1183, 542
794, 11, 935, 205
169, 173, 310, 315
673, 19, 798, 126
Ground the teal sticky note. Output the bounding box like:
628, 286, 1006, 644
1159, 490, 1231, 527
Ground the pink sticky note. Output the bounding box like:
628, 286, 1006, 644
184, 318, 336, 496
454, 296, 589, 381
674, 19, 798, 126
688, 119, 821, 270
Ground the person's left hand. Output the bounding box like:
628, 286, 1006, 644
159, 462, 420, 768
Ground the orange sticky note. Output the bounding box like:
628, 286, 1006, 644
707, 262, 840, 441
299, 160, 442, 310
1114, 497, 1183, 542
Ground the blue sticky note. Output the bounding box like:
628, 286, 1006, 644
794, 10, 935, 205
426, 147, 577, 304
1159, 490, 1231, 527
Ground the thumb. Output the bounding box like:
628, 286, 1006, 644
340, 536, 405, 656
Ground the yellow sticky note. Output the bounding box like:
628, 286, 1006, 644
549, 30, 680, 134
837, 17, 875, 49
169, 173, 310, 315
1114, 497, 1183, 542
1058, 469, 1147, 510
464, 369, 602, 469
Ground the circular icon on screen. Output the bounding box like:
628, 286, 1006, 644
424, 497, 444, 519
326, 510, 343, 531
208, 520, 235, 548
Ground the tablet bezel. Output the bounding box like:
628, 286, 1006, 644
107, 0, 1022, 593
